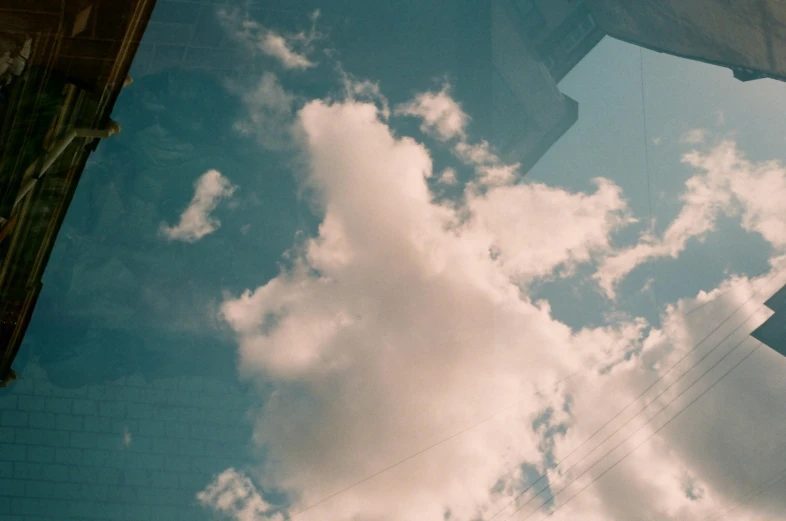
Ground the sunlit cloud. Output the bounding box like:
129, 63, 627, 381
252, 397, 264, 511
202, 42, 786, 521
595, 138, 786, 298
395, 84, 469, 141
159, 169, 237, 243
210, 82, 685, 521
197, 468, 283, 521
218, 8, 322, 70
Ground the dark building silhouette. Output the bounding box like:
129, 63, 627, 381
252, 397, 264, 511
458, 0, 605, 172
0, 0, 155, 386
751, 284, 786, 358
587, 0, 786, 83
480, 0, 786, 169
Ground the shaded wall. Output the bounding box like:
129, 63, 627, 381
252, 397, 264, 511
588, 0, 786, 81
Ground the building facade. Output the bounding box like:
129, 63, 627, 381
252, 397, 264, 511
0, 0, 154, 385
587, 0, 786, 83
751, 284, 786, 358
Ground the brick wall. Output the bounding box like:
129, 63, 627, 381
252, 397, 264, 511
0, 357, 257, 521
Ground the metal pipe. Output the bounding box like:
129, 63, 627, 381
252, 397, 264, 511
14, 120, 121, 207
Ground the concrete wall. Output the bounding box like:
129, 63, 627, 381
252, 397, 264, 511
588, 0, 786, 80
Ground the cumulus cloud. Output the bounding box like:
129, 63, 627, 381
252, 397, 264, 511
218, 8, 321, 70
465, 177, 636, 283
595, 139, 786, 298
210, 87, 733, 521
197, 469, 283, 521
204, 70, 786, 521
680, 128, 709, 144
395, 84, 469, 141
159, 169, 236, 243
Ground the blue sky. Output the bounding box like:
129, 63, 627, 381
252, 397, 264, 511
6, 3, 786, 521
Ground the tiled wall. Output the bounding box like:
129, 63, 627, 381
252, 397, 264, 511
0, 358, 257, 521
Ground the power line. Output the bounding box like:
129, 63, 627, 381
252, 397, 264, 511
288, 264, 784, 520
510, 329, 764, 521
639, 46, 661, 330
488, 265, 786, 521
537, 336, 765, 521
285, 359, 586, 518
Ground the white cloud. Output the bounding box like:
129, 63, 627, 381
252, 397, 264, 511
595, 139, 786, 298
218, 8, 321, 70
398, 86, 526, 191
455, 140, 498, 165
228, 72, 296, 150
122, 428, 132, 448
205, 76, 786, 521
159, 169, 237, 243
438, 167, 458, 185
465, 177, 636, 284
653, 137, 662, 146
680, 128, 708, 144
395, 84, 469, 141
337, 67, 391, 120
212, 90, 695, 521
260, 32, 315, 70
197, 469, 283, 521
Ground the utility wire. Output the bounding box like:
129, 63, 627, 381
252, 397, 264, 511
286, 360, 586, 518
511, 329, 763, 521
289, 264, 784, 520
639, 46, 661, 330
536, 336, 766, 521
487, 265, 786, 521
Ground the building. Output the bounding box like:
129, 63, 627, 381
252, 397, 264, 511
0, 0, 155, 386
751, 284, 786, 358
586, 0, 786, 83
457, 0, 606, 171
4, 0, 786, 386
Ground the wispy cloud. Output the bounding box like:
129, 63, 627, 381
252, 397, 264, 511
122, 428, 132, 447
159, 169, 237, 243
395, 84, 469, 141
715, 109, 726, 126
680, 128, 708, 144
438, 167, 457, 185
218, 8, 322, 70
228, 72, 295, 150
595, 138, 786, 297
397, 84, 525, 189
